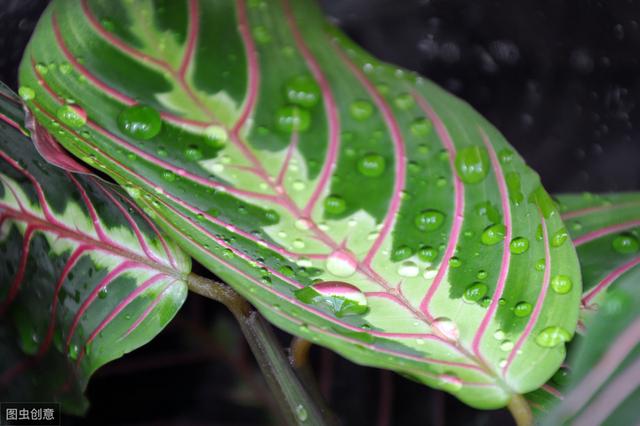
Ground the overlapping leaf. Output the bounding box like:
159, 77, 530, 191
19, 0, 581, 408
524, 192, 640, 420
0, 83, 190, 413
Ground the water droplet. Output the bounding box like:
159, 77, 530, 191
505, 172, 524, 204
612, 233, 639, 254
57, 104, 87, 129
500, 340, 514, 351
294, 281, 368, 317
410, 118, 432, 137
295, 405, 308, 422
463, 282, 488, 303
438, 374, 462, 392
276, 105, 311, 133
535, 258, 546, 272
513, 301, 533, 317
285, 75, 320, 108
498, 148, 514, 164
454, 146, 490, 184
535, 326, 571, 348
118, 104, 162, 140
449, 256, 462, 268
551, 275, 572, 294
433, 318, 459, 340
394, 93, 414, 110
98, 287, 108, 299
551, 228, 568, 247
326, 250, 357, 277
18, 86, 35, 101
510, 237, 530, 254
295, 218, 311, 230
529, 186, 556, 219
204, 125, 228, 147
494, 330, 506, 340
349, 100, 374, 120
391, 245, 414, 262
398, 261, 419, 277
481, 223, 506, 245
414, 209, 445, 231
68, 344, 80, 360
417, 246, 438, 262
184, 145, 203, 161
253, 26, 271, 44
476, 270, 488, 280
357, 153, 386, 177
324, 195, 346, 214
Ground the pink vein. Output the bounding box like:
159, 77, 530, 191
122, 279, 176, 338
582, 256, 640, 307
562, 200, 640, 220
77, 273, 166, 363
66, 260, 145, 347
281, 0, 341, 217
573, 220, 640, 247
503, 215, 551, 375
0, 113, 25, 134
179, 0, 199, 80
414, 92, 465, 319
276, 132, 299, 187
332, 44, 406, 268
560, 316, 640, 419
472, 129, 512, 359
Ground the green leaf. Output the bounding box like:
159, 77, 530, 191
525, 192, 640, 419
19, 0, 582, 408
0, 83, 190, 414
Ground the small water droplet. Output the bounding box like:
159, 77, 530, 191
510, 237, 530, 254
410, 117, 432, 137
295, 405, 308, 422
494, 330, 506, 340
414, 209, 445, 231
476, 270, 488, 280
612, 233, 639, 254
551, 275, 572, 294
349, 100, 374, 120
324, 195, 346, 214
357, 153, 386, 177
276, 105, 311, 133
394, 92, 414, 110
500, 340, 514, 351
438, 374, 462, 392
398, 261, 419, 277
433, 317, 459, 340
551, 228, 568, 248
184, 145, 203, 161
481, 223, 506, 245
57, 104, 87, 129
455, 146, 490, 184
391, 245, 414, 262
417, 245, 438, 262
513, 301, 533, 317
18, 86, 35, 101
535, 326, 571, 348
285, 75, 321, 108
204, 125, 228, 147
326, 250, 358, 277
118, 104, 162, 140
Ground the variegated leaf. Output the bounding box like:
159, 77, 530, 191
0, 83, 190, 414
19, 0, 581, 408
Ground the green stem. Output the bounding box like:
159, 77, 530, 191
187, 274, 330, 426
507, 394, 533, 426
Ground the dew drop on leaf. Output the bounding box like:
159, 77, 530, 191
56, 104, 87, 129
535, 258, 546, 272
18, 86, 35, 101
494, 330, 506, 340
356, 153, 386, 177
184, 145, 203, 161
394, 92, 414, 110
551, 275, 573, 294
275, 105, 311, 133
294, 281, 368, 317
433, 318, 459, 340
410, 117, 432, 137
509, 237, 530, 254
117, 104, 162, 140
550, 228, 568, 247
463, 282, 488, 303
481, 223, 506, 245
612, 233, 639, 254
414, 209, 445, 231
417, 245, 438, 263
438, 374, 462, 392
68, 344, 80, 360
326, 249, 358, 277
295, 405, 308, 422
349, 100, 374, 120
513, 301, 533, 317
476, 270, 488, 280
397, 261, 419, 277
454, 146, 490, 184
391, 245, 414, 261
204, 125, 228, 147
284, 75, 321, 108
535, 326, 571, 348
500, 340, 514, 351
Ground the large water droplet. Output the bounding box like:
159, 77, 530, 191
612, 233, 639, 254
285, 75, 320, 108
18, 86, 35, 101
454, 146, 490, 184
118, 104, 162, 140
481, 223, 506, 245
463, 282, 488, 303
414, 209, 445, 231
551, 275, 572, 294
433, 317, 459, 340
276, 105, 311, 133
357, 153, 386, 177
204, 125, 228, 147
349, 100, 374, 120
326, 249, 358, 277
535, 326, 571, 348
510, 237, 530, 254
551, 228, 568, 247
294, 281, 368, 317
57, 104, 87, 129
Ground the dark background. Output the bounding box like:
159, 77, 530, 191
1, 0, 639, 425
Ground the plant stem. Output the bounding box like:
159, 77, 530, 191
187, 274, 330, 426
291, 337, 313, 368
507, 394, 533, 426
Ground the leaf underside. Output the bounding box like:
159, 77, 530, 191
525, 192, 640, 422
19, 0, 581, 408
0, 83, 190, 414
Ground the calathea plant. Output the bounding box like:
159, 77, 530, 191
0, 0, 638, 425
